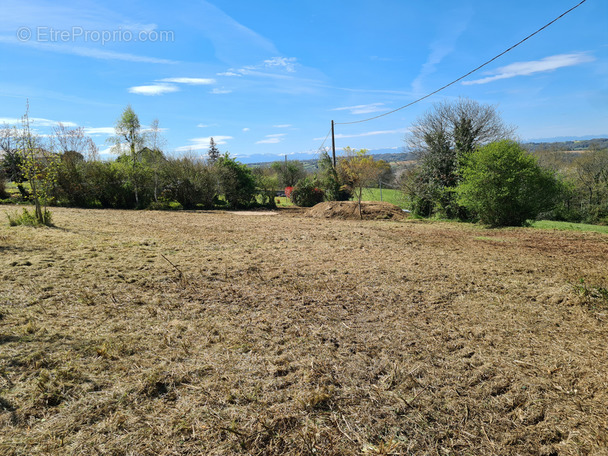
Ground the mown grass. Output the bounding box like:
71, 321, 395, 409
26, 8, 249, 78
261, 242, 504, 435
1, 206, 607, 455
272, 188, 406, 208
531, 219, 608, 234
355, 187, 406, 208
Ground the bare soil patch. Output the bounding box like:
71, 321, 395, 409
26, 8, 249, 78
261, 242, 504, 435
0, 207, 607, 455
307, 200, 406, 220
226, 210, 278, 216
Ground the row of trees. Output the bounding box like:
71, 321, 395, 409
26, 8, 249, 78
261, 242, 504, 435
400, 98, 608, 226
0, 106, 268, 223
4, 99, 603, 227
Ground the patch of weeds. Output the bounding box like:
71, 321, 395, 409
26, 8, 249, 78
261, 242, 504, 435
299, 386, 335, 411
572, 278, 608, 310
23, 320, 39, 335
6, 208, 53, 227
33, 366, 83, 407
137, 369, 183, 399
474, 236, 508, 242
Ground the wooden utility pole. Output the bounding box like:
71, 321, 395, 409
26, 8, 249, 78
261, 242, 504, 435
331, 120, 336, 168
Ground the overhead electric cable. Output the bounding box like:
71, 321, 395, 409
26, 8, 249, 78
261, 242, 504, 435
335, 0, 587, 125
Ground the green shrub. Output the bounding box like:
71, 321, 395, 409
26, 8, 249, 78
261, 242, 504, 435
456, 140, 561, 227
160, 158, 216, 209
7, 207, 53, 227
216, 154, 257, 208
291, 177, 325, 207
148, 200, 183, 211
87, 161, 136, 209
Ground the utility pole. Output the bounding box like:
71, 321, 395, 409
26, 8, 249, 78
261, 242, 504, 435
331, 120, 336, 168
379, 179, 383, 202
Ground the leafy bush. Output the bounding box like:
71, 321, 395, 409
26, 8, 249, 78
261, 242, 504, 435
216, 154, 257, 208
317, 151, 351, 201
160, 158, 216, 209
456, 140, 561, 226
53, 152, 91, 207
291, 177, 325, 207
7, 207, 53, 227
87, 161, 136, 209
148, 200, 183, 211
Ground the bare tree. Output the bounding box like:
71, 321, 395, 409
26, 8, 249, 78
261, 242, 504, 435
85, 138, 100, 162
53, 123, 88, 157
16, 102, 59, 225
146, 118, 167, 152
404, 97, 516, 218
1, 123, 15, 157
408, 97, 515, 160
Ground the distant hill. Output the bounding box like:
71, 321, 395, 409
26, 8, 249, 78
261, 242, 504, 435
524, 138, 608, 152
248, 149, 413, 170
247, 138, 607, 169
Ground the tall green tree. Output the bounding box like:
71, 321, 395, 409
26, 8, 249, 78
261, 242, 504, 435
208, 137, 221, 164
108, 105, 145, 206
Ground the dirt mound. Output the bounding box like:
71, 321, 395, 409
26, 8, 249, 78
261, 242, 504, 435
307, 200, 406, 220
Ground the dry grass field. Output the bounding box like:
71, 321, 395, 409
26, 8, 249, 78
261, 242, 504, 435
1, 206, 607, 455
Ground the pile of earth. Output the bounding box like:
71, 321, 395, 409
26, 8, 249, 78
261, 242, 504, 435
306, 200, 406, 220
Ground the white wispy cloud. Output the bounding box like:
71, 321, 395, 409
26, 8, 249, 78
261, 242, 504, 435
175, 135, 232, 152
462, 53, 596, 85
130, 77, 218, 96
128, 84, 180, 96
242, 127, 250, 132
313, 128, 407, 140
263, 57, 297, 72
84, 127, 115, 135
210, 88, 232, 94
217, 71, 242, 77
410, 4, 473, 94
98, 146, 115, 156
0, 36, 177, 64
219, 56, 299, 78
159, 77, 216, 85
332, 103, 386, 115
187, 0, 278, 65
273, 124, 292, 128
256, 133, 286, 144
0, 116, 77, 127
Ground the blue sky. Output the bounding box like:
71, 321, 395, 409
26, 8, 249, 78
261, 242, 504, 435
0, 0, 606, 163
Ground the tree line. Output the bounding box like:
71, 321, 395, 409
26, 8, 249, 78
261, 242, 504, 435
2, 99, 606, 227
399, 98, 608, 226
0, 104, 394, 224
0, 106, 279, 223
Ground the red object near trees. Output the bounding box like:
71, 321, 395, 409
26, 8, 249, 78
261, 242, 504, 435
285, 186, 294, 199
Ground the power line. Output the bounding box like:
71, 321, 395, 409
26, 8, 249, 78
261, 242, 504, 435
315, 126, 332, 155
335, 0, 587, 126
